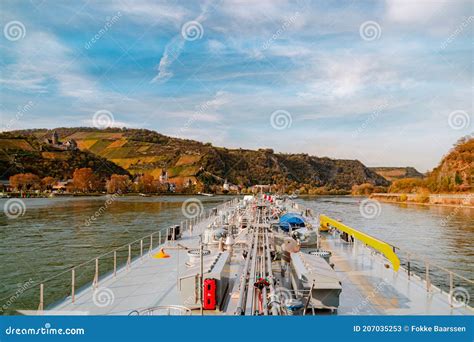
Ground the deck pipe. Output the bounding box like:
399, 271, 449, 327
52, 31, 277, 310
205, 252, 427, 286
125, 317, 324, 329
235, 230, 255, 315
265, 228, 280, 316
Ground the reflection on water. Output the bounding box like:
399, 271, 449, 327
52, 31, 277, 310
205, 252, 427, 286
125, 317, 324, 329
0, 195, 472, 314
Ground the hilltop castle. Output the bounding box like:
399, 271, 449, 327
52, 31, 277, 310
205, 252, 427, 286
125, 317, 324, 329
43, 131, 78, 151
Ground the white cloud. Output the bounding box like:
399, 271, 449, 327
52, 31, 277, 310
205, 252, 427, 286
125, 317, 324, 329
1, 31, 101, 101
0, 77, 48, 93
108, 0, 189, 25
385, 0, 448, 23
296, 53, 399, 100
219, 0, 287, 21
384, 0, 473, 35
81, 118, 135, 128
151, 37, 185, 83
151, 1, 212, 83
207, 39, 226, 54
168, 91, 231, 123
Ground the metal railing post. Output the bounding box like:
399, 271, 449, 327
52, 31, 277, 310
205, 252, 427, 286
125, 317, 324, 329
140, 239, 143, 258
38, 283, 44, 313
71, 268, 75, 304
425, 262, 430, 292
149, 234, 153, 254
407, 253, 411, 279
114, 251, 117, 277
449, 272, 454, 307
159, 231, 161, 245
93, 258, 99, 288
127, 245, 131, 269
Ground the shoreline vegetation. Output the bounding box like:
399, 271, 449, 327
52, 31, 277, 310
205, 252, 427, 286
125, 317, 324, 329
369, 192, 474, 209
2, 187, 473, 211
2, 191, 473, 209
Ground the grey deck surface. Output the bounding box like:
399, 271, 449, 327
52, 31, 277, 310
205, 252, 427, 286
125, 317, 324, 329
322, 233, 472, 315
48, 216, 215, 315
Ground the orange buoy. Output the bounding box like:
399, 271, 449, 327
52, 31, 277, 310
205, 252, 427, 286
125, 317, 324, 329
153, 248, 170, 259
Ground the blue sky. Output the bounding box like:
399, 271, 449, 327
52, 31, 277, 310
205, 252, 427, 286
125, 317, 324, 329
0, 0, 472, 171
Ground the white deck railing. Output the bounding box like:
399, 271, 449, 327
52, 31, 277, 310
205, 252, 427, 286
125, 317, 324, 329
294, 201, 474, 309
3, 197, 240, 314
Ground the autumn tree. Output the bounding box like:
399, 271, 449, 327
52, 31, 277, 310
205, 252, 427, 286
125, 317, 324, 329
9, 173, 41, 191
73, 168, 99, 192
41, 176, 57, 191
351, 183, 375, 196
389, 178, 427, 194
106, 174, 130, 193
136, 174, 155, 193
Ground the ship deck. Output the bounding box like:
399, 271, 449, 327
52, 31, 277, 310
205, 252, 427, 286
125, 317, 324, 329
45, 216, 215, 315
35, 199, 472, 316
322, 233, 471, 315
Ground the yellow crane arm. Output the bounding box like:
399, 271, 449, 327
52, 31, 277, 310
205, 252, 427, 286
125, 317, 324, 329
320, 215, 400, 272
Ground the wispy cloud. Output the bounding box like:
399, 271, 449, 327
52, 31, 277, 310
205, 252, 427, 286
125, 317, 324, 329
0, 31, 100, 100
151, 37, 185, 83
109, 0, 189, 25
151, 1, 213, 83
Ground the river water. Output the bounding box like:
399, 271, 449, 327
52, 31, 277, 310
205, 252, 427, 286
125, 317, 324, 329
0, 195, 472, 314
297, 196, 473, 294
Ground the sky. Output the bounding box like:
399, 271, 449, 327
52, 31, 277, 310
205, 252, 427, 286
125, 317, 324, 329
0, 0, 472, 172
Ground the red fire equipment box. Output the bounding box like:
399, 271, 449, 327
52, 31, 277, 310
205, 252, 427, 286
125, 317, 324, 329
203, 278, 217, 310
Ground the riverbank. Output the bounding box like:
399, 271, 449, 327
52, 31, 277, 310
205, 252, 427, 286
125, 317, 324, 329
0, 191, 240, 199
370, 192, 474, 208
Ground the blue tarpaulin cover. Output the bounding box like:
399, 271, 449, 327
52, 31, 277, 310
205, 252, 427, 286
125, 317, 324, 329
279, 213, 305, 232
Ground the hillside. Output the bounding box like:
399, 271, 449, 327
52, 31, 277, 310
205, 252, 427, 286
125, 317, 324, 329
426, 136, 473, 192
6, 128, 389, 192
387, 137, 473, 194
369, 167, 424, 182
0, 132, 128, 181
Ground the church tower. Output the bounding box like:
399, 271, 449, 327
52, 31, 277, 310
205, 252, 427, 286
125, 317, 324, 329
52, 131, 59, 145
